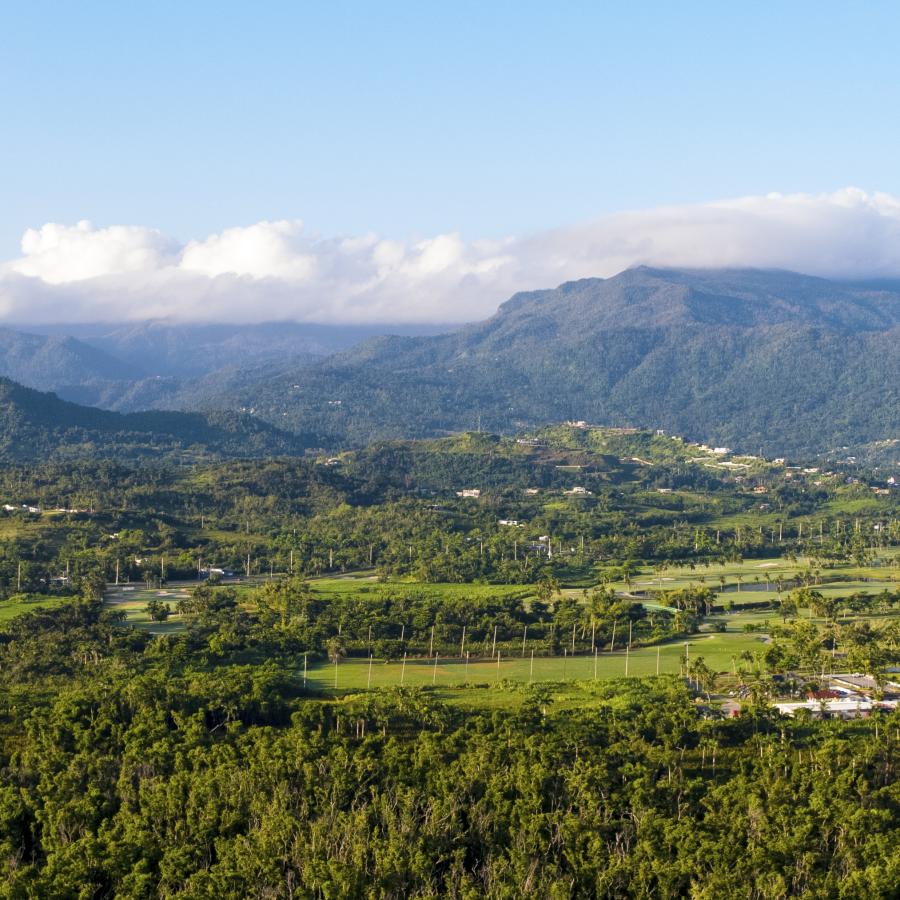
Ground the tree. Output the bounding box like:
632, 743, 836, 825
326, 635, 347, 665
145, 598, 170, 622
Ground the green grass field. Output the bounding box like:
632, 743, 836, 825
0, 595, 76, 623
306, 575, 533, 601
304, 630, 768, 693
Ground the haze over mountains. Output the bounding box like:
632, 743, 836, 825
1, 266, 898, 461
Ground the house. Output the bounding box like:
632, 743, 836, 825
774, 699, 876, 719
564, 486, 591, 495
199, 567, 235, 579
524, 488, 539, 495
831, 673, 900, 695
712, 447, 731, 455
456, 489, 481, 498
498, 519, 524, 527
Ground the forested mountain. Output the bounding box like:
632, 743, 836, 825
0, 327, 141, 391
0, 378, 312, 461
4, 268, 899, 459
211, 267, 900, 456
3, 320, 451, 409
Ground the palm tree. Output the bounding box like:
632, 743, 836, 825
326, 635, 347, 665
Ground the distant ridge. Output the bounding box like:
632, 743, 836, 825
200, 267, 900, 456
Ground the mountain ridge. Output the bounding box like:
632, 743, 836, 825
198, 267, 900, 456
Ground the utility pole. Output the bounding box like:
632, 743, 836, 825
522, 625, 527, 657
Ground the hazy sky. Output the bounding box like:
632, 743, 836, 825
3, 2, 900, 322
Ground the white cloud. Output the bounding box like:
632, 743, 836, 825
12, 220, 179, 283
3, 188, 900, 324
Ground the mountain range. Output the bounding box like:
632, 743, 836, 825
1, 267, 898, 462
205, 267, 900, 458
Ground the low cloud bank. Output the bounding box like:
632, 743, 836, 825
3, 188, 900, 324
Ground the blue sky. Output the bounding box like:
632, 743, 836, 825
3, 2, 899, 251
3, 2, 900, 323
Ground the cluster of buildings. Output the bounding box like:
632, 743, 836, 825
773, 673, 899, 719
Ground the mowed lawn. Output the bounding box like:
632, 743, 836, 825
0, 595, 76, 623
305, 630, 769, 693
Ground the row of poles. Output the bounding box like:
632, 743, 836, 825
303, 641, 678, 689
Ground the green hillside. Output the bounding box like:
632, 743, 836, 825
0, 377, 313, 461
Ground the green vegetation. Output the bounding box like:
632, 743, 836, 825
1, 422, 898, 895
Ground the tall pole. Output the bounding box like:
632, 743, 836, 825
115, 559, 120, 586
492, 625, 497, 658
429, 625, 435, 656
610, 620, 617, 652
460, 625, 466, 658
401, 652, 407, 686
656, 644, 661, 676
522, 625, 528, 657
367, 653, 373, 689
303, 653, 307, 688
